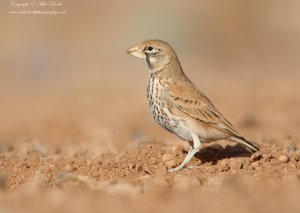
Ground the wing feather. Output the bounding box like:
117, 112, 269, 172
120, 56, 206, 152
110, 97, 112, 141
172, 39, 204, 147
167, 82, 240, 137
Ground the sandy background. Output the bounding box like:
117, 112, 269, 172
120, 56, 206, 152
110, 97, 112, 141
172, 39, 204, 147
0, 0, 300, 212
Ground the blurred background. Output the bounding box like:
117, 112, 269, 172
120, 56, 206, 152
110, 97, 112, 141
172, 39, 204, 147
0, 0, 300, 152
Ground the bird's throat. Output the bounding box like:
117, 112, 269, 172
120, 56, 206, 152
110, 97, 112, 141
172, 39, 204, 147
148, 66, 166, 76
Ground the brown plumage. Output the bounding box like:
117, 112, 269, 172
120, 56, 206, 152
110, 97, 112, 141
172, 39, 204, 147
127, 39, 259, 172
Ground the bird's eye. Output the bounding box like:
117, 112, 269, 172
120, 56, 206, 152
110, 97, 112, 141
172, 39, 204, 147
145, 46, 158, 54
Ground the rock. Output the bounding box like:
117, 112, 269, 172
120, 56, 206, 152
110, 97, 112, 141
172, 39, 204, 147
219, 159, 230, 172
263, 154, 274, 162
250, 153, 262, 162
65, 164, 75, 172
86, 160, 92, 166
162, 154, 177, 169
291, 154, 300, 162
136, 164, 143, 173
278, 155, 289, 163
164, 160, 177, 170
171, 145, 184, 153
220, 159, 228, 167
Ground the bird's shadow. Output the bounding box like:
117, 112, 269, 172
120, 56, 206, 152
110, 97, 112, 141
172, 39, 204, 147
192, 143, 252, 165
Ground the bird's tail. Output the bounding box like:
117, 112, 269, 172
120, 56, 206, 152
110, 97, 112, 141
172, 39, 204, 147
230, 136, 260, 153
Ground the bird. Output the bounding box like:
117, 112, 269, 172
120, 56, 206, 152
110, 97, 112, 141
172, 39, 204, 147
127, 39, 259, 172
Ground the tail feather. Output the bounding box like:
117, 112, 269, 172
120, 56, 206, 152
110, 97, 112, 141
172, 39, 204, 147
230, 136, 260, 153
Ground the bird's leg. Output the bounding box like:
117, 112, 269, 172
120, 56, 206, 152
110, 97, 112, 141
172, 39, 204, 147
169, 133, 201, 172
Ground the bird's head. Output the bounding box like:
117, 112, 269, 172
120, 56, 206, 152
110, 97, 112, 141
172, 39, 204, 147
127, 39, 176, 70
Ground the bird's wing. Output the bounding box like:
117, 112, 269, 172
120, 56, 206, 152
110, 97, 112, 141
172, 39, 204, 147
166, 81, 240, 137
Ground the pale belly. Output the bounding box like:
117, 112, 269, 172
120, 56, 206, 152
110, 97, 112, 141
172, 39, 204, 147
149, 99, 226, 144
149, 101, 194, 142
147, 78, 225, 143
147, 78, 193, 142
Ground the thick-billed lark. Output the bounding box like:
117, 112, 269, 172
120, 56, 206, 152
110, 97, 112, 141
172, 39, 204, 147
127, 39, 259, 172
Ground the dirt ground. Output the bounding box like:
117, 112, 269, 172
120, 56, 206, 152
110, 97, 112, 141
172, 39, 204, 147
0, 141, 300, 213
1, 1, 300, 212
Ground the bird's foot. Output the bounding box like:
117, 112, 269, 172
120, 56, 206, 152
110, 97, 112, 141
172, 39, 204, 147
168, 164, 185, 173
169, 164, 199, 172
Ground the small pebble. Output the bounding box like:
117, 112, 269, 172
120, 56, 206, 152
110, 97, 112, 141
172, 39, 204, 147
292, 154, 300, 161
229, 161, 244, 171
263, 154, 274, 162
278, 155, 289, 163
171, 145, 183, 153
136, 165, 143, 173
86, 160, 92, 166
220, 159, 229, 167
250, 153, 262, 162
65, 164, 75, 172
251, 161, 260, 169
220, 159, 230, 171
164, 160, 177, 169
